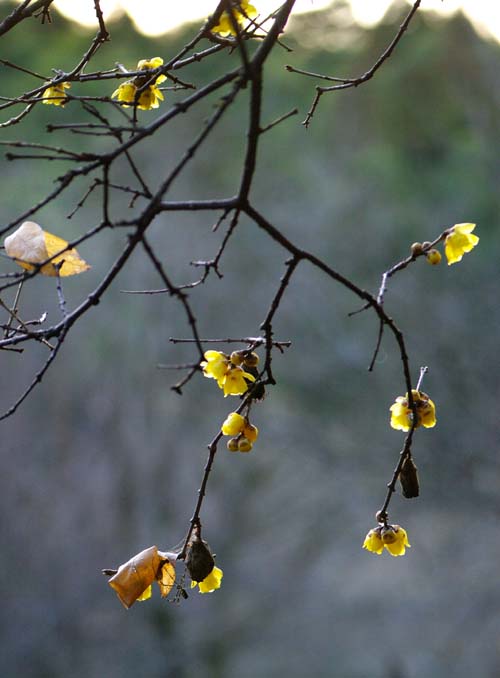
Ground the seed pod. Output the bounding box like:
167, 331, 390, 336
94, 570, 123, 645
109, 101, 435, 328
185, 538, 215, 583
230, 350, 245, 366
243, 351, 260, 368
399, 455, 420, 498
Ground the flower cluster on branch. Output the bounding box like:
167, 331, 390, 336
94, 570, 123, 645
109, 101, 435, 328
0, 0, 482, 605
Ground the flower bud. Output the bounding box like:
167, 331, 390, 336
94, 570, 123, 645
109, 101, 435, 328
230, 350, 245, 366
221, 411, 245, 436
227, 437, 239, 452
410, 242, 423, 256
426, 249, 442, 265
243, 352, 260, 368
422, 241, 431, 250
238, 437, 253, 452
243, 423, 258, 442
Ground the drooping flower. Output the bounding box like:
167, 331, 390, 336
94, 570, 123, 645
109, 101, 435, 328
444, 223, 479, 265
390, 389, 436, 432
191, 566, 223, 593
112, 57, 167, 111
201, 350, 257, 396
362, 528, 384, 555
42, 81, 71, 107
363, 524, 410, 557
221, 412, 246, 436
211, 0, 258, 36
201, 350, 230, 384
222, 365, 256, 396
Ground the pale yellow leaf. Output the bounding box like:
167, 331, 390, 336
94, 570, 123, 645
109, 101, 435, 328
4, 221, 90, 277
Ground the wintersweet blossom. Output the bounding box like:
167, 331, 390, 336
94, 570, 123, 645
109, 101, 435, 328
42, 81, 71, 106
201, 350, 230, 385
211, 1, 258, 36
112, 57, 167, 111
201, 351, 256, 396
390, 389, 436, 431
221, 412, 246, 436
444, 223, 479, 265
363, 524, 410, 557
191, 566, 223, 593
222, 365, 255, 396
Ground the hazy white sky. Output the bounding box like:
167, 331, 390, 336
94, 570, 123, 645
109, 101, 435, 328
52, 0, 500, 41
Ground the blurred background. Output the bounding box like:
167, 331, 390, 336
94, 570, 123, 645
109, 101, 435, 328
1, 1, 499, 676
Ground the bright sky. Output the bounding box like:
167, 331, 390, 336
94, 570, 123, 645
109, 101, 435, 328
52, 0, 500, 42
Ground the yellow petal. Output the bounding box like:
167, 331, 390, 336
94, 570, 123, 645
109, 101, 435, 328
196, 566, 223, 594
362, 528, 384, 555
136, 585, 152, 602
157, 558, 176, 598
444, 223, 479, 265
384, 526, 410, 556
137, 56, 164, 70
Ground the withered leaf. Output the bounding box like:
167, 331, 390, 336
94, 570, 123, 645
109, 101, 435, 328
106, 545, 176, 609
4, 221, 90, 277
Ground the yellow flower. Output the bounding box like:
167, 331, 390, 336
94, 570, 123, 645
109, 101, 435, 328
112, 81, 137, 106
381, 525, 410, 556
390, 389, 436, 431
137, 57, 164, 70
42, 81, 71, 107
201, 351, 256, 396
221, 412, 246, 436
191, 566, 223, 593
363, 524, 410, 557
222, 365, 255, 397
112, 57, 167, 111
201, 350, 230, 384
212, 1, 258, 36
444, 223, 479, 265
362, 528, 384, 555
